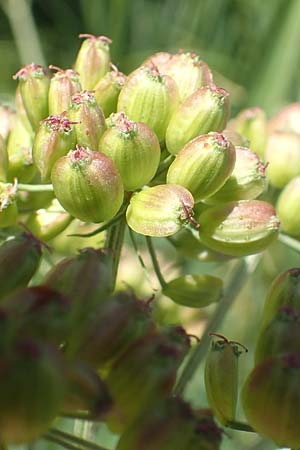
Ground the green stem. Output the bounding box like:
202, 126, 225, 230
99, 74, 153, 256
145, 236, 167, 289
225, 420, 256, 433
174, 255, 261, 395
107, 216, 126, 291
48, 429, 108, 450
17, 183, 54, 192
278, 233, 300, 254
68, 208, 126, 238
129, 228, 154, 288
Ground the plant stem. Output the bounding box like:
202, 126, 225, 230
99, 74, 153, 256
68, 208, 126, 238
278, 233, 300, 254
225, 420, 256, 433
174, 255, 261, 395
49, 429, 108, 450
17, 183, 54, 192
129, 228, 154, 289
107, 216, 126, 291
145, 236, 167, 289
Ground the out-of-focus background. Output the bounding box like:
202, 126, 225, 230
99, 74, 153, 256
1, 1, 300, 450
1, 0, 300, 115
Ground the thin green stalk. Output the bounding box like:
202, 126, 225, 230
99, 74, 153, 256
226, 420, 255, 433
129, 228, 154, 289
145, 236, 167, 289
17, 183, 54, 192
49, 428, 108, 450
107, 216, 126, 291
174, 255, 261, 395
68, 208, 126, 238
278, 233, 300, 254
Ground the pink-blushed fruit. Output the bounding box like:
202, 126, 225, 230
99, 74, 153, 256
162, 274, 223, 308
268, 103, 300, 134
0, 231, 43, 299
48, 66, 81, 115
276, 176, 300, 236
166, 85, 230, 155
13, 64, 50, 130
167, 133, 235, 202
69, 90, 106, 150
222, 129, 250, 147
100, 112, 160, 191
205, 334, 247, 424
198, 200, 280, 256
228, 107, 267, 159
126, 184, 195, 237
266, 131, 300, 188
205, 146, 266, 204
242, 353, 300, 448
117, 65, 179, 141
74, 34, 111, 90
33, 113, 77, 182
51, 145, 124, 223
94, 64, 126, 117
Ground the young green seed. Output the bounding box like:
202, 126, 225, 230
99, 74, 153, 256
94, 64, 126, 117
276, 176, 300, 236
48, 66, 82, 115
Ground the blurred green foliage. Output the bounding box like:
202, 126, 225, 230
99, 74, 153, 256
1, 0, 300, 114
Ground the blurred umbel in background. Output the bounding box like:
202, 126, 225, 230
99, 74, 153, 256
1, 0, 300, 114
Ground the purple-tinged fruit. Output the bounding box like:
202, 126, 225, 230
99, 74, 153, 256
48, 66, 81, 115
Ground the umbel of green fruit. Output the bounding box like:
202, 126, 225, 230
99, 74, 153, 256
75, 34, 111, 90
126, 184, 195, 237
198, 200, 280, 256
33, 113, 77, 182
69, 90, 106, 150
0, 339, 65, 444
13, 64, 50, 130
145, 50, 213, 102
228, 107, 267, 158
276, 176, 300, 236
0, 231, 43, 299
206, 146, 266, 204
162, 274, 223, 308
166, 85, 230, 155
242, 353, 300, 448
94, 64, 126, 117
167, 132, 235, 202
100, 112, 160, 191
117, 64, 179, 141
254, 306, 300, 365
266, 131, 300, 188
205, 333, 246, 425
260, 267, 300, 330
51, 145, 124, 223
0, 181, 18, 228
48, 66, 81, 115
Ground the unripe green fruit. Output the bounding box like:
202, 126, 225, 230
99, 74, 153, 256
26, 198, 73, 241
100, 112, 160, 191
228, 107, 267, 159
13, 64, 50, 130
0, 232, 42, 299
198, 200, 280, 256
255, 306, 300, 365
69, 90, 106, 150
33, 114, 77, 182
117, 65, 179, 141
206, 146, 266, 204
268, 103, 300, 134
51, 146, 124, 223
261, 268, 300, 330
0, 181, 18, 228
48, 67, 82, 116
222, 129, 250, 147
0, 339, 65, 444
167, 133, 236, 202
205, 334, 246, 425
6, 119, 36, 183
0, 134, 8, 181
266, 131, 300, 188
126, 184, 195, 237
276, 176, 300, 236
242, 354, 300, 448
94, 65, 126, 117
166, 85, 230, 155
162, 274, 223, 308
15, 85, 33, 134
74, 34, 111, 90
146, 51, 213, 102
